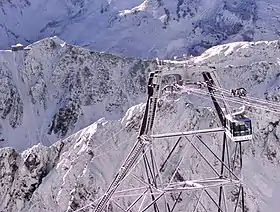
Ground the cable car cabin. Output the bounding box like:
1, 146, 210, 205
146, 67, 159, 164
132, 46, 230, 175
225, 114, 252, 142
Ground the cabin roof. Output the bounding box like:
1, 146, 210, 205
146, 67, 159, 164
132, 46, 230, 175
225, 114, 250, 122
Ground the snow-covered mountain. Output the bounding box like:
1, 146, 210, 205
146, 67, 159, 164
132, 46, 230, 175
0, 39, 279, 211
0, 36, 155, 151
1, 0, 280, 58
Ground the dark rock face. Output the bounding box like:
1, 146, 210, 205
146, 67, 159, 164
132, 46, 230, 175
0, 72, 23, 128
0, 142, 64, 211
49, 101, 81, 137
225, 0, 257, 21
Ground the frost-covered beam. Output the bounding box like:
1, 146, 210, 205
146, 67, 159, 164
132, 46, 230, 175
113, 178, 240, 197
164, 179, 240, 192
151, 127, 224, 139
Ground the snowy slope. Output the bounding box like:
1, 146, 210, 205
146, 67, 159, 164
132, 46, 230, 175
0, 40, 279, 211
0, 36, 154, 151
1, 0, 280, 58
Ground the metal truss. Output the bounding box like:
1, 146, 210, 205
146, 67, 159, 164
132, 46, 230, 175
93, 69, 247, 212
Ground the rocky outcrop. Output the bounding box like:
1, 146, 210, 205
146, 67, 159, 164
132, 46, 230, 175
0, 37, 155, 150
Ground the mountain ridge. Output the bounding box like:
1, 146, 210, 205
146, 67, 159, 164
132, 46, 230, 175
1, 0, 280, 58
0, 36, 153, 151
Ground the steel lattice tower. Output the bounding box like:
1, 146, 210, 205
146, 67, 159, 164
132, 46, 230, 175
92, 64, 248, 212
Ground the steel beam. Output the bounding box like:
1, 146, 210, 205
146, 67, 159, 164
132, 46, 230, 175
151, 128, 224, 139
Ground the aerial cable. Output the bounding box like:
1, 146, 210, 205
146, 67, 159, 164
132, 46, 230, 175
200, 83, 280, 110
189, 89, 280, 125
193, 89, 280, 116
189, 89, 280, 115
207, 90, 280, 115
189, 89, 280, 117
199, 83, 280, 109
209, 84, 280, 109
212, 85, 280, 109
189, 82, 280, 110
186, 90, 272, 113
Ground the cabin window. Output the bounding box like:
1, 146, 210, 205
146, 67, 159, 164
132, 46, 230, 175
244, 120, 252, 134
232, 119, 252, 137
233, 123, 241, 136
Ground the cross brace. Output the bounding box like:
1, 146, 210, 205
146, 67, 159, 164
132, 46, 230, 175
151, 127, 224, 139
